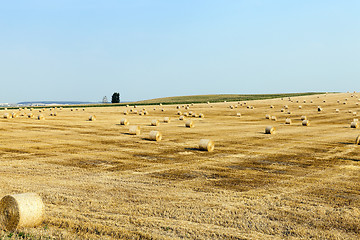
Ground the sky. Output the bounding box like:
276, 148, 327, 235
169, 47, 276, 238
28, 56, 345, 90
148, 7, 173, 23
0, 0, 359, 103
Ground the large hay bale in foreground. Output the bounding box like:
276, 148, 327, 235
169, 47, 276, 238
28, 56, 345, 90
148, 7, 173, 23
265, 126, 275, 134
356, 135, 360, 145
149, 131, 162, 141
302, 120, 310, 126
199, 139, 214, 152
351, 121, 359, 128
185, 120, 194, 128
120, 118, 129, 126
151, 119, 159, 126
0, 193, 45, 231
129, 126, 141, 135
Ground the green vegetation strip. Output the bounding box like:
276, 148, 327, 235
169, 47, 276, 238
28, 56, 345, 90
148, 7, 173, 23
1, 92, 327, 110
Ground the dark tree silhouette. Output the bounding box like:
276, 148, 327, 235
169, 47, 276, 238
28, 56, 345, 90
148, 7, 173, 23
111, 92, 120, 103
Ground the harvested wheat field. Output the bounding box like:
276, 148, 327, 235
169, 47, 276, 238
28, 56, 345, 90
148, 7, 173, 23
0, 92, 359, 239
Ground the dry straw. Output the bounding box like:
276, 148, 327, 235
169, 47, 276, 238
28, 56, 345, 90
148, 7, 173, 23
0, 193, 45, 231
199, 139, 214, 152
151, 119, 159, 126
302, 120, 310, 126
285, 118, 292, 124
149, 131, 162, 141
129, 126, 141, 135
163, 117, 170, 123
265, 126, 275, 134
120, 118, 129, 126
89, 115, 96, 121
185, 120, 194, 128
351, 121, 359, 128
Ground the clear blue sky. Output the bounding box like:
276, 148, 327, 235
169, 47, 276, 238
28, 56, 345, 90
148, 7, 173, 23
0, 0, 359, 103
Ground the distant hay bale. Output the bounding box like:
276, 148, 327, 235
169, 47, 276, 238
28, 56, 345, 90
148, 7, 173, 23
159, 103, 162, 106
4, 108, 7, 111
353, 112, 357, 116
185, 120, 194, 128
285, 118, 292, 124
143, 111, 149, 115
70, 108, 73, 111
0, 193, 45, 231
123, 110, 128, 115
133, 110, 138, 114
207, 101, 210, 104
38, 114, 45, 120
270, 105, 274, 108
287, 111, 291, 114
281, 109, 285, 112
250, 106, 254, 109
234, 105, 238, 108
265, 114, 271, 119
185, 106, 189, 110
139, 111, 144, 116
151, 119, 159, 126
134, 105, 137, 108
161, 109, 165, 112
30, 108, 34, 111
236, 113, 241, 117
356, 135, 360, 145
129, 126, 141, 135
303, 100, 306, 103
230, 105, 234, 109
3, 113, 11, 119
336, 109, 340, 113
310, 100, 313, 103
351, 121, 359, 128
199, 113, 204, 118
343, 102, 347, 105
271, 116, 277, 121
199, 139, 214, 152
177, 111, 182, 115
348, 110, 353, 113
284, 105, 289, 109
188, 111, 193, 115
163, 117, 170, 123
89, 115, 96, 121
337, 100, 340, 103
322, 100, 326, 103
179, 115, 185, 120
126, 105, 129, 107
82, 108, 85, 111
177, 106, 180, 109
120, 118, 129, 126
318, 107, 322, 112
301, 115, 307, 120
298, 106, 302, 109
192, 113, 197, 117
302, 120, 310, 126
265, 126, 275, 134
27, 113, 33, 118
149, 131, 162, 141
11, 112, 18, 118
184, 112, 189, 117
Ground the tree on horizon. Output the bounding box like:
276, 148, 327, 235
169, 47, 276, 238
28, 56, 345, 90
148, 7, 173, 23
111, 92, 120, 103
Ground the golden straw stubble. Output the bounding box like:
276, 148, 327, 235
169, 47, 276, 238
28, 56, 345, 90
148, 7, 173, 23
149, 131, 162, 141
265, 126, 275, 134
0, 193, 45, 231
199, 139, 215, 152
129, 126, 141, 135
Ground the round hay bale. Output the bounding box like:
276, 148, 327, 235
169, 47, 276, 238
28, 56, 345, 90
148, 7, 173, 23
123, 110, 128, 115
133, 110, 138, 114
335, 109, 340, 113
134, 105, 137, 108
120, 118, 129, 126
82, 108, 85, 111
356, 135, 360, 145
149, 131, 162, 141
188, 111, 193, 115
250, 106, 254, 109
143, 110, 149, 115
177, 106, 180, 109
270, 105, 274, 108
343, 102, 347, 105
265, 126, 275, 134
163, 117, 170, 123
177, 111, 182, 115
265, 114, 271, 119
0, 193, 45, 231
281, 108, 285, 112
310, 100, 313, 103
287, 111, 291, 114
351, 122, 359, 128
230, 105, 234, 109
199, 139, 214, 152
192, 113, 197, 118
4, 108, 7, 111
139, 111, 144, 116
3, 113, 11, 119
89, 115, 96, 121
185, 120, 194, 128
199, 113, 204, 118
303, 100, 306, 103
27, 113, 33, 118
298, 106, 302, 109
129, 126, 141, 135
37, 114, 45, 120
318, 107, 322, 112
235, 105, 238, 108
301, 116, 307, 120
302, 120, 310, 126
337, 100, 340, 103
284, 105, 289, 109
161, 109, 165, 112
179, 115, 185, 120
236, 113, 241, 117
271, 116, 277, 121
11, 112, 18, 118
353, 112, 357, 116
70, 108, 73, 111
285, 118, 292, 124
151, 119, 159, 126
184, 112, 189, 117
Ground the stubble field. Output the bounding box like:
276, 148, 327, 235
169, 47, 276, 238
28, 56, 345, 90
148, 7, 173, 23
0, 92, 359, 239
